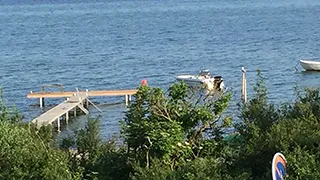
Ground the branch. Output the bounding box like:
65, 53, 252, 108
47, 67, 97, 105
174, 110, 181, 117
191, 122, 210, 142
150, 103, 172, 121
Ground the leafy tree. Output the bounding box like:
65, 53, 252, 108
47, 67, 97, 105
0, 121, 79, 179
0, 88, 81, 179
121, 85, 186, 168
240, 69, 279, 134
286, 146, 320, 179
94, 142, 132, 180
232, 70, 320, 179
122, 82, 232, 171
231, 69, 279, 179
60, 117, 133, 180
60, 118, 103, 179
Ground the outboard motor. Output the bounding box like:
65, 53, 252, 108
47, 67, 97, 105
214, 76, 224, 91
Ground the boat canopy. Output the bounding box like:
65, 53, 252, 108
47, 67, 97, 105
199, 69, 211, 76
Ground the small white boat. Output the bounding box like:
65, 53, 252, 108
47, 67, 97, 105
176, 70, 224, 92
300, 59, 320, 71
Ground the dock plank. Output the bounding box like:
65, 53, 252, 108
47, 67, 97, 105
32, 92, 89, 128
29, 89, 137, 129
27, 90, 138, 98
32, 100, 81, 127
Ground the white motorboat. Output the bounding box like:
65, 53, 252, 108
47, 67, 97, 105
176, 70, 224, 92
300, 59, 320, 71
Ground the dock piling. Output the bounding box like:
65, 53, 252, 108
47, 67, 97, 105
241, 67, 247, 104
66, 111, 69, 124
125, 95, 128, 106
31, 92, 89, 130
57, 117, 61, 132
38, 84, 64, 108
39, 98, 44, 108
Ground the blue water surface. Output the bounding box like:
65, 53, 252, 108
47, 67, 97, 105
0, 0, 320, 139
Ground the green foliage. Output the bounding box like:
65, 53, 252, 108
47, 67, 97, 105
29, 123, 56, 147
122, 85, 186, 168
174, 157, 231, 180
233, 70, 280, 178
94, 142, 132, 180
76, 118, 103, 163
253, 69, 268, 103
233, 70, 320, 179
286, 147, 320, 179
0, 89, 81, 179
61, 118, 103, 179
132, 157, 249, 180
0, 121, 77, 180
122, 83, 232, 170
168, 82, 189, 101
283, 87, 320, 121
241, 69, 279, 133
60, 118, 133, 180
132, 158, 174, 180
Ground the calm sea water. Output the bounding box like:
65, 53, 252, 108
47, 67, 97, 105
1, 0, 320, 139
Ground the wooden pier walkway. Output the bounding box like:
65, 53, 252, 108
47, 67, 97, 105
28, 89, 138, 107
28, 89, 138, 129
31, 92, 89, 130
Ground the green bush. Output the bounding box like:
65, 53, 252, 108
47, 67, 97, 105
0, 121, 78, 179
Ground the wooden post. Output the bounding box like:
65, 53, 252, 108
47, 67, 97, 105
241, 67, 247, 104
125, 95, 128, 106
57, 117, 61, 132
40, 86, 45, 108
129, 95, 132, 102
74, 107, 77, 117
245, 73, 247, 103
39, 98, 44, 108
85, 89, 89, 108
85, 99, 89, 109
66, 111, 69, 125
244, 77, 247, 103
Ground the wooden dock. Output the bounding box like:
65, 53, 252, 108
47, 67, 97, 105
28, 89, 138, 129
28, 89, 138, 107
31, 92, 89, 130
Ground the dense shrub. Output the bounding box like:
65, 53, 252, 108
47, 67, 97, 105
0, 121, 78, 179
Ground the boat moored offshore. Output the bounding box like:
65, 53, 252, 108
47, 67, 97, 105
300, 59, 320, 71
176, 69, 224, 93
